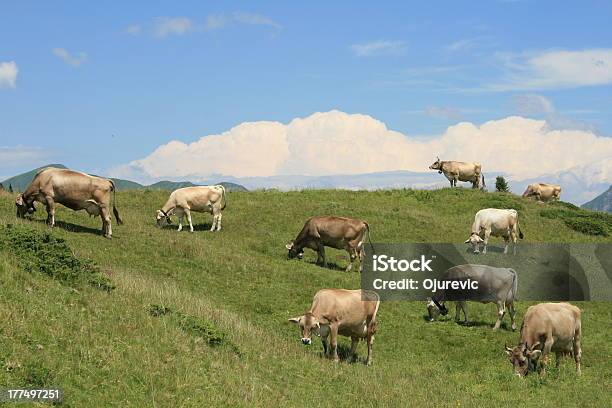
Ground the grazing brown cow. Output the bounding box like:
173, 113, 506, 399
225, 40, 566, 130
505, 303, 582, 376
522, 183, 561, 202
15, 167, 123, 238
289, 289, 380, 365
429, 157, 485, 188
156, 185, 226, 232
285, 216, 370, 272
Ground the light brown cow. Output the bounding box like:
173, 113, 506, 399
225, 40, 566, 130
429, 157, 485, 188
156, 185, 226, 232
522, 183, 561, 202
15, 167, 123, 238
285, 216, 370, 272
289, 289, 380, 365
505, 303, 582, 376
465, 208, 524, 254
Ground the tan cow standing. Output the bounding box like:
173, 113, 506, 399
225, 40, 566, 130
15, 167, 123, 238
156, 185, 226, 232
289, 289, 380, 365
465, 208, 523, 254
522, 183, 561, 202
286, 216, 371, 272
429, 157, 485, 189
505, 303, 582, 376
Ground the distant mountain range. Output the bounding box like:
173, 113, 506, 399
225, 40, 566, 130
582, 185, 612, 213
0, 165, 248, 193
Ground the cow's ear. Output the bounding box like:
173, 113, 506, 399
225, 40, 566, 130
15, 195, 23, 206
504, 344, 514, 356
285, 242, 293, 250
464, 238, 471, 244
288, 317, 301, 324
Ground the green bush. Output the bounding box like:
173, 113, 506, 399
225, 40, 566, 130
540, 208, 611, 237
0, 224, 114, 291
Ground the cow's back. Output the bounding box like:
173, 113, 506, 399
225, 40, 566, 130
444, 264, 516, 303
522, 303, 581, 347
172, 186, 222, 211
310, 216, 366, 244
32, 168, 110, 200
311, 289, 378, 324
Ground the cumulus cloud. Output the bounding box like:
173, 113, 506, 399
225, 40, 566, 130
0, 61, 18, 88
488, 49, 612, 91
111, 110, 612, 193
350, 41, 407, 57
52, 48, 88, 66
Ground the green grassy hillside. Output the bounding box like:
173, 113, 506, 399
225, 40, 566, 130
0, 189, 610, 407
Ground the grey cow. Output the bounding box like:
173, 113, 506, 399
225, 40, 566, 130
426, 264, 518, 330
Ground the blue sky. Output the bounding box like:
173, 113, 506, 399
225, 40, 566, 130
1, 0, 612, 187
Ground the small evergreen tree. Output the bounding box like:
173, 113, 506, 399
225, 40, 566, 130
495, 176, 509, 193
8, 184, 13, 193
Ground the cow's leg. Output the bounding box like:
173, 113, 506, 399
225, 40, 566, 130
555, 352, 562, 369
44, 197, 55, 227
503, 236, 509, 254
482, 230, 490, 254
184, 209, 194, 233
315, 245, 327, 267
215, 212, 222, 231
460, 301, 469, 324
177, 215, 183, 232
210, 208, 219, 231
366, 334, 374, 366
321, 334, 329, 357
100, 206, 112, 238
540, 337, 554, 375
346, 248, 357, 272
493, 301, 505, 330
330, 323, 339, 362
508, 301, 517, 331
455, 302, 461, 322
349, 337, 359, 363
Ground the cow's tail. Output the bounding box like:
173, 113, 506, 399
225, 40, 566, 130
109, 180, 124, 225
364, 221, 374, 253
218, 184, 227, 210
481, 173, 486, 189
509, 268, 518, 301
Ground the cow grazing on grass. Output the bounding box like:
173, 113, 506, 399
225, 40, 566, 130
429, 157, 485, 189
426, 264, 518, 331
15, 167, 123, 238
522, 183, 561, 202
156, 185, 227, 232
505, 303, 582, 376
289, 289, 380, 365
465, 208, 523, 254
286, 216, 370, 272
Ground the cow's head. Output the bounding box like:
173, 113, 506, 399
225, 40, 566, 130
464, 232, 484, 253
288, 312, 321, 345
426, 297, 448, 321
155, 210, 172, 227
429, 156, 442, 172
505, 342, 541, 376
285, 241, 304, 260
15, 194, 35, 218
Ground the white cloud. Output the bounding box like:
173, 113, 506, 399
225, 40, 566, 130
204, 14, 229, 31
512, 94, 555, 115
125, 24, 142, 35
350, 41, 407, 57
0, 146, 50, 170
0, 61, 18, 88
111, 110, 612, 196
424, 106, 462, 120
153, 17, 194, 38
489, 49, 612, 91
232, 12, 282, 30
52, 48, 88, 67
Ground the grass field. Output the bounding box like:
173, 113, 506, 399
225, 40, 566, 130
0, 188, 611, 407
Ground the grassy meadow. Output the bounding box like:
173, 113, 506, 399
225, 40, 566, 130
0, 188, 611, 407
